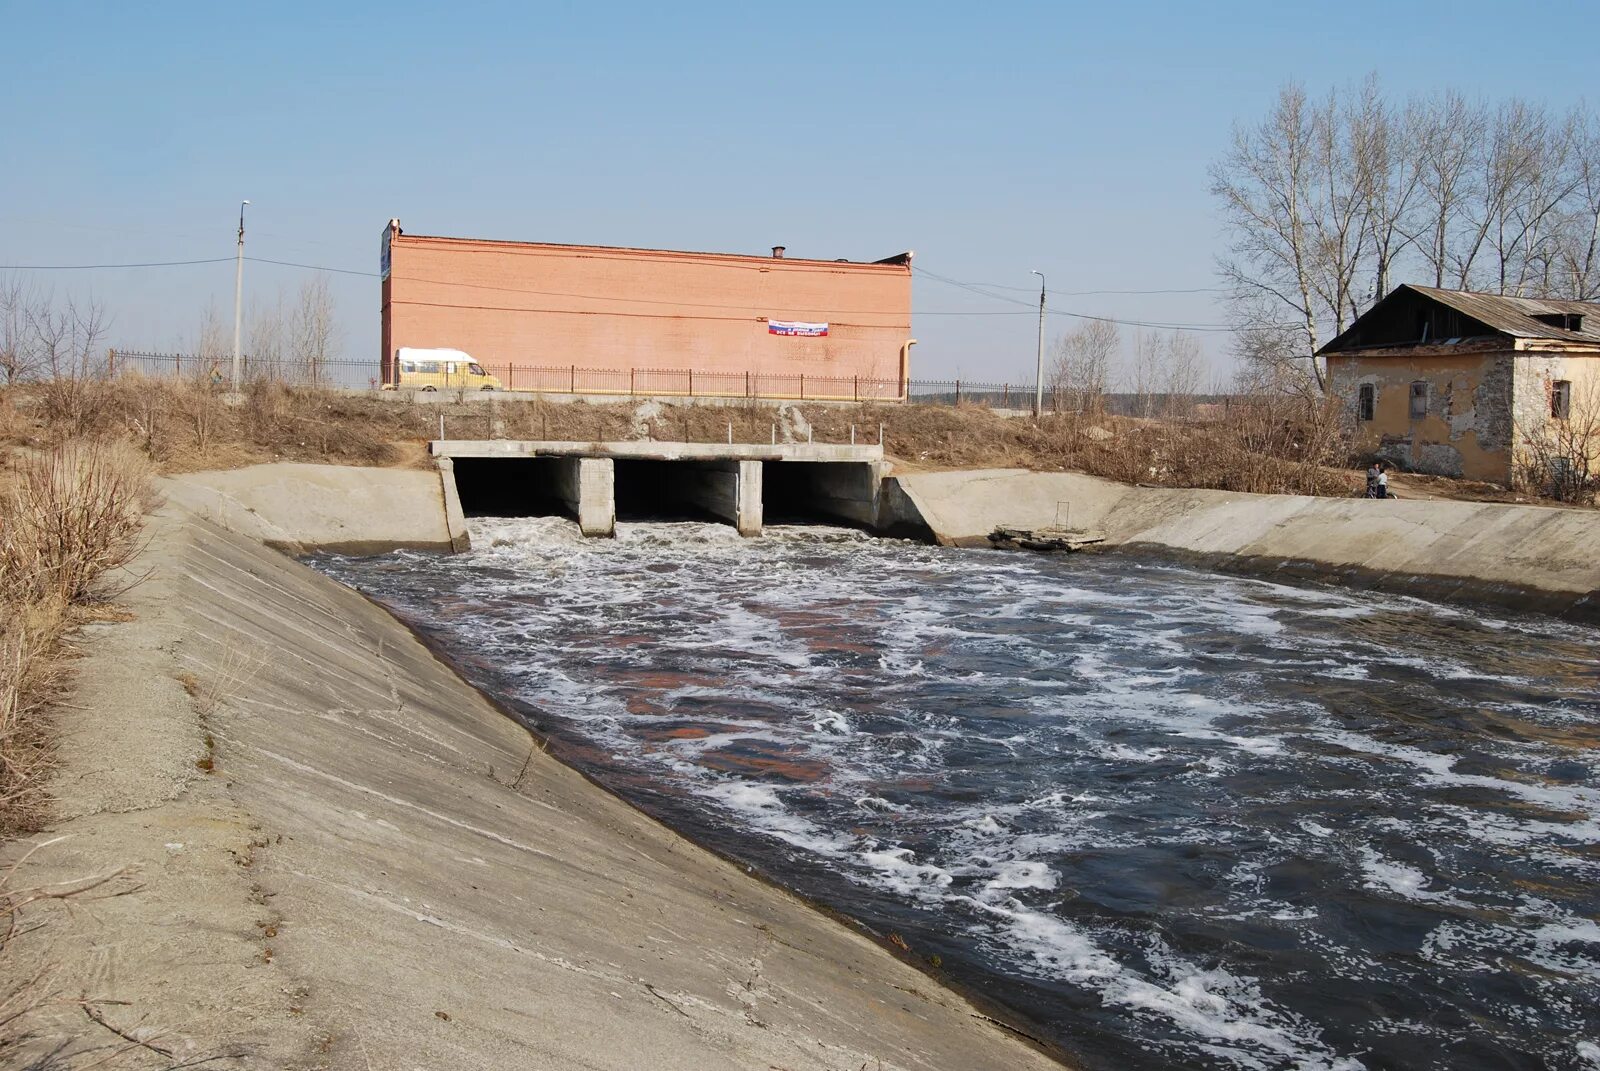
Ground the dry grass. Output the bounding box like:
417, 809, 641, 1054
0, 377, 1360, 498
0, 440, 154, 836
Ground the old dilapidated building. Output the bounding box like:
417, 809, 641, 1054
1321, 284, 1600, 485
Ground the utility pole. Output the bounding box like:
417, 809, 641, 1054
232, 200, 250, 392
1036, 267, 1049, 416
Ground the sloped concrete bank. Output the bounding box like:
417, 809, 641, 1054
891, 469, 1600, 621
6, 468, 1064, 1070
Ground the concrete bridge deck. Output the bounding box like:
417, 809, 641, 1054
430, 440, 885, 538
429, 439, 883, 463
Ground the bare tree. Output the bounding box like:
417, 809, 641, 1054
1350, 79, 1425, 302
288, 274, 339, 385
1407, 90, 1484, 289
1049, 319, 1117, 413
0, 277, 42, 385
1161, 331, 1205, 418
1557, 111, 1600, 299
247, 290, 287, 381
27, 297, 107, 380
1217, 80, 1600, 393
1212, 83, 1339, 392
195, 302, 229, 363
1127, 330, 1164, 418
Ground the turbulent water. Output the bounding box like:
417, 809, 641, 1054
309, 518, 1600, 1071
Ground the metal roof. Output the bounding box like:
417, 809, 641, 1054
1398, 285, 1600, 344
1317, 284, 1600, 355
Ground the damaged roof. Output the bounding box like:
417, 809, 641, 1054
1320, 283, 1600, 354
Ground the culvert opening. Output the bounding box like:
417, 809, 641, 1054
451, 457, 570, 518
614, 459, 726, 523
761, 461, 875, 528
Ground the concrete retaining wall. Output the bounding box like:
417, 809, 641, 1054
162, 461, 459, 554
890, 469, 1600, 619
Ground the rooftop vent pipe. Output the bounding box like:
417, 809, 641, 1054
771, 246, 785, 258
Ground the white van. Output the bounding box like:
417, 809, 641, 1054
388, 347, 502, 391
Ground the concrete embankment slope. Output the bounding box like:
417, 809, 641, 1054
894, 469, 1600, 618
9, 471, 1062, 1069
162, 460, 469, 553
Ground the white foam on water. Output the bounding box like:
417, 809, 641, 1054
312, 515, 1600, 1071
984, 860, 1059, 892
965, 896, 1360, 1071
1315, 730, 1600, 832
1356, 847, 1456, 904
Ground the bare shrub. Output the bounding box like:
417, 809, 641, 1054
0, 605, 67, 836
0, 441, 154, 607
1517, 378, 1600, 503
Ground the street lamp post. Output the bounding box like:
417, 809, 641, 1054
1031, 269, 1046, 418
232, 200, 250, 392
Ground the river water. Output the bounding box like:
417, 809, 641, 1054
308, 518, 1600, 1071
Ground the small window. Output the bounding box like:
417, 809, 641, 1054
468, 363, 486, 376
1409, 381, 1428, 419
400, 360, 416, 373
445, 362, 458, 375
1357, 383, 1376, 422
1552, 379, 1572, 420
1534, 312, 1584, 332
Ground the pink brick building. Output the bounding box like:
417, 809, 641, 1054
379, 221, 914, 399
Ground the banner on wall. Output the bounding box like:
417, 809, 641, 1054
768, 320, 829, 337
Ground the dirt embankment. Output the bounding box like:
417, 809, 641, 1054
4, 379, 1356, 497
8, 378, 1586, 513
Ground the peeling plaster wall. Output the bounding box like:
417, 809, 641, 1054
1510, 352, 1600, 487
1327, 351, 1513, 483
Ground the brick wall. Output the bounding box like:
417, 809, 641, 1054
381, 227, 913, 393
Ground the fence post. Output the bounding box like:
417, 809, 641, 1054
688, 369, 694, 397
800, 374, 805, 400
955, 379, 961, 406
1003, 384, 1008, 408
854, 375, 859, 402
745, 370, 751, 398
106, 348, 115, 377
630, 368, 635, 396
570, 365, 576, 393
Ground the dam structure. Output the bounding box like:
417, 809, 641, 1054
430, 438, 886, 538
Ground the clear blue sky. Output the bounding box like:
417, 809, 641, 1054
3, 0, 1596, 383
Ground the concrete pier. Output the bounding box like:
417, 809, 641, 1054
672, 459, 763, 536
432, 440, 881, 537
552, 456, 616, 536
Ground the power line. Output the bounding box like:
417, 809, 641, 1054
0, 252, 1256, 329
912, 267, 1251, 332
0, 257, 233, 270
248, 256, 377, 277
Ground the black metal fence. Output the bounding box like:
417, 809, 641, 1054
96, 351, 1228, 415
